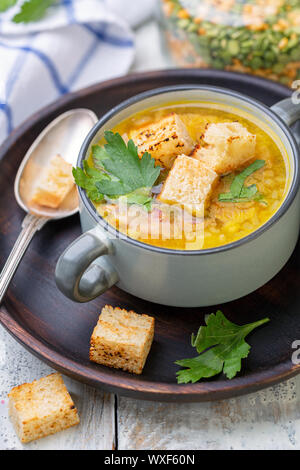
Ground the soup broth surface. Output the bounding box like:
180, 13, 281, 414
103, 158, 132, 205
92, 103, 288, 250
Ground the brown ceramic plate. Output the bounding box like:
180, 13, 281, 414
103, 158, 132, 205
1, 69, 300, 402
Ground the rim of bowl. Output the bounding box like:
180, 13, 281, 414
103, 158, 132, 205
77, 84, 300, 256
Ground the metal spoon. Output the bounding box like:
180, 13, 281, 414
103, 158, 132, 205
0, 108, 98, 304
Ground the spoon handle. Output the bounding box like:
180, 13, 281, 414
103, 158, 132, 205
0, 213, 48, 304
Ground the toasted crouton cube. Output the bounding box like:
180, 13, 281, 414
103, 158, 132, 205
8, 373, 79, 443
29, 154, 74, 208
129, 113, 194, 169
157, 155, 218, 216
90, 305, 155, 375
192, 122, 256, 174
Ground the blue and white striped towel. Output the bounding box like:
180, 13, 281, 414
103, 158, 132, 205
0, 0, 156, 144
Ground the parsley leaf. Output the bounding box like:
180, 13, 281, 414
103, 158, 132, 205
218, 160, 266, 204
73, 132, 160, 209
92, 131, 161, 197
72, 161, 106, 203
0, 0, 17, 13
118, 188, 153, 211
175, 311, 269, 383
13, 0, 55, 23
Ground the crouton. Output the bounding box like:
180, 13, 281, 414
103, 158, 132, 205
29, 154, 74, 208
192, 122, 256, 174
129, 113, 194, 169
90, 305, 155, 375
157, 154, 219, 216
8, 373, 79, 443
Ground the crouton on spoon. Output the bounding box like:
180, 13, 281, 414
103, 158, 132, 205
0, 109, 97, 304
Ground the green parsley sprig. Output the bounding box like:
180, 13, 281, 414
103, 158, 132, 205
175, 311, 269, 383
218, 159, 266, 204
12, 0, 55, 23
72, 161, 107, 204
73, 131, 160, 210
0, 0, 17, 13
92, 131, 161, 196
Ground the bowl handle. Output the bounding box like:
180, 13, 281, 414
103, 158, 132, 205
271, 98, 300, 127
55, 227, 118, 302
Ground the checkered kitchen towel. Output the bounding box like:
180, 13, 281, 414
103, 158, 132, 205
0, 0, 156, 144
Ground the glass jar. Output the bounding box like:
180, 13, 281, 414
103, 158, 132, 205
159, 0, 300, 86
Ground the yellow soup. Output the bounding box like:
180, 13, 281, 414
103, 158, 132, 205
92, 103, 288, 250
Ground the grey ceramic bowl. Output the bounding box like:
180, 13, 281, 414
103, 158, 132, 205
55, 85, 300, 307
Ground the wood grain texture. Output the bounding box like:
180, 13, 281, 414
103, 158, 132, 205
0, 325, 115, 450
118, 376, 300, 450
0, 70, 300, 402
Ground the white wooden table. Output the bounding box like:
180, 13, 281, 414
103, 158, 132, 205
1, 20, 300, 451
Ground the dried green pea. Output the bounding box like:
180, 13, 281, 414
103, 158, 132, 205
290, 48, 300, 61
220, 39, 228, 49
217, 29, 228, 40
267, 15, 277, 25
272, 63, 285, 74
197, 36, 209, 47
177, 19, 190, 30
212, 59, 225, 69
280, 53, 293, 64
231, 30, 243, 39
240, 40, 254, 50
264, 50, 276, 62
286, 38, 299, 51
261, 38, 271, 51
187, 23, 198, 33
211, 38, 219, 49
250, 57, 263, 70
227, 39, 239, 55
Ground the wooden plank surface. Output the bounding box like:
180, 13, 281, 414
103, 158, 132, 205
2, 310, 300, 451
0, 325, 116, 450
117, 376, 300, 450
